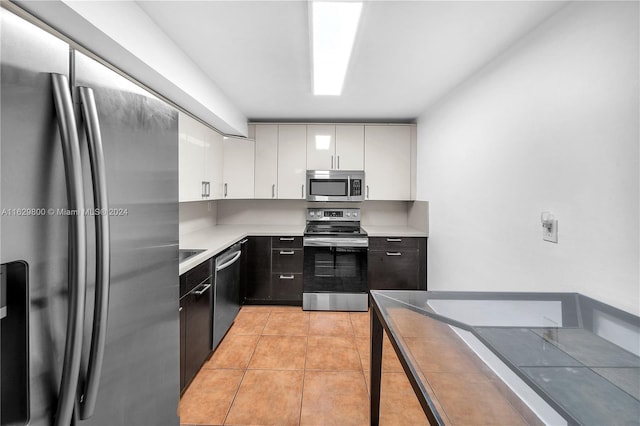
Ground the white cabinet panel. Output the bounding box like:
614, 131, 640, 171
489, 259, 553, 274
179, 112, 207, 202
254, 124, 279, 199
335, 124, 364, 170
364, 125, 411, 200
306, 124, 364, 171
306, 124, 335, 170
223, 137, 255, 199
204, 128, 223, 199
278, 124, 307, 199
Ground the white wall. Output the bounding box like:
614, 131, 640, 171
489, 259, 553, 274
416, 2, 639, 315
14, 0, 247, 136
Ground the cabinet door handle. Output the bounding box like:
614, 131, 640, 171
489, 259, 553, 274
337, 155, 340, 169
279, 237, 295, 241
279, 275, 295, 280
202, 181, 207, 198
331, 155, 334, 169
178, 307, 183, 312
386, 252, 402, 256
240, 239, 249, 245
272, 183, 275, 198
386, 238, 402, 242
366, 185, 370, 199
279, 251, 295, 255
301, 184, 305, 199
194, 283, 211, 295
224, 183, 228, 197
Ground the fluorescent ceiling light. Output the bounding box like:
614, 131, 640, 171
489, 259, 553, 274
315, 135, 332, 150
312, 1, 362, 96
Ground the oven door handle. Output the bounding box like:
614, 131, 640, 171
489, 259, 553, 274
303, 237, 369, 248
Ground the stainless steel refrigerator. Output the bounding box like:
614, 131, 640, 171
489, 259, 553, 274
1, 7, 180, 426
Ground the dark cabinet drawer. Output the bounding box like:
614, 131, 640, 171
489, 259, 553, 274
271, 236, 303, 249
271, 249, 303, 273
271, 273, 303, 302
184, 259, 212, 295
368, 250, 420, 290
369, 237, 419, 251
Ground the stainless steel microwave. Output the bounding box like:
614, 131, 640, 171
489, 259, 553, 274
306, 170, 365, 202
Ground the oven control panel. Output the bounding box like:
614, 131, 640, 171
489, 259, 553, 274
307, 208, 360, 221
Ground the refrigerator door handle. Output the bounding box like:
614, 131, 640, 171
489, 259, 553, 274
51, 73, 87, 426
77, 86, 111, 420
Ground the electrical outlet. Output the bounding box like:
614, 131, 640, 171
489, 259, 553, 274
543, 218, 558, 243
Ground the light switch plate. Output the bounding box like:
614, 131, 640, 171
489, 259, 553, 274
543, 219, 558, 243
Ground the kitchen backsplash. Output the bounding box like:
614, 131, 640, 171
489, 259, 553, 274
180, 199, 429, 235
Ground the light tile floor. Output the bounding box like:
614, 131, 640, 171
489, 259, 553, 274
179, 305, 429, 426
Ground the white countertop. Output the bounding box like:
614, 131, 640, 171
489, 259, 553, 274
362, 225, 428, 237
179, 225, 304, 275
179, 224, 427, 275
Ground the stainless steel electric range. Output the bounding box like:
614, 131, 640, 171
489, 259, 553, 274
303, 208, 368, 311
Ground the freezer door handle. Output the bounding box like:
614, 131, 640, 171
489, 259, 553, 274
51, 73, 87, 426
77, 86, 111, 420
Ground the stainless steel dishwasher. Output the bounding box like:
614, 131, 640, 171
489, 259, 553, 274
212, 243, 242, 350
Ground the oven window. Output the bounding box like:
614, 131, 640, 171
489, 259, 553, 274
303, 246, 367, 293
309, 179, 348, 196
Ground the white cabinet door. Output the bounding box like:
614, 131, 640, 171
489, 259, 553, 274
178, 112, 205, 202
278, 124, 307, 199
204, 127, 223, 199
254, 124, 279, 199
364, 125, 411, 200
335, 124, 364, 170
223, 137, 255, 199
306, 124, 335, 170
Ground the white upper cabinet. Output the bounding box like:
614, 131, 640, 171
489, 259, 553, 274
180, 117, 414, 203
179, 112, 215, 202
254, 124, 279, 199
223, 136, 255, 199
306, 124, 335, 170
306, 124, 364, 170
364, 125, 412, 201
278, 124, 307, 199
335, 124, 364, 170
204, 127, 223, 199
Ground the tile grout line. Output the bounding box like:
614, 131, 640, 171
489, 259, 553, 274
298, 311, 311, 426
221, 307, 273, 425
350, 312, 372, 405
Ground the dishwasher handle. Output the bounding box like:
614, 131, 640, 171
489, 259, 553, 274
216, 250, 242, 272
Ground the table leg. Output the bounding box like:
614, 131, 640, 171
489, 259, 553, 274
370, 307, 383, 426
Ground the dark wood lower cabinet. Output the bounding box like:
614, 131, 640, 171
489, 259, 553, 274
244, 236, 272, 303
242, 236, 304, 305
179, 297, 186, 391
179, 259, 212, 394
367, 237, 427, 291
271, 273, 303, 303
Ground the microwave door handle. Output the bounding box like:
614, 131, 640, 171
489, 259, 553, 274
77, 86, 111, 420
51, 73, 87, 426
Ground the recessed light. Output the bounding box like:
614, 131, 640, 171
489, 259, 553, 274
311, 1, 363, 96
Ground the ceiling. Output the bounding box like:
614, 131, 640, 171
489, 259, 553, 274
136, 1, 567, 123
